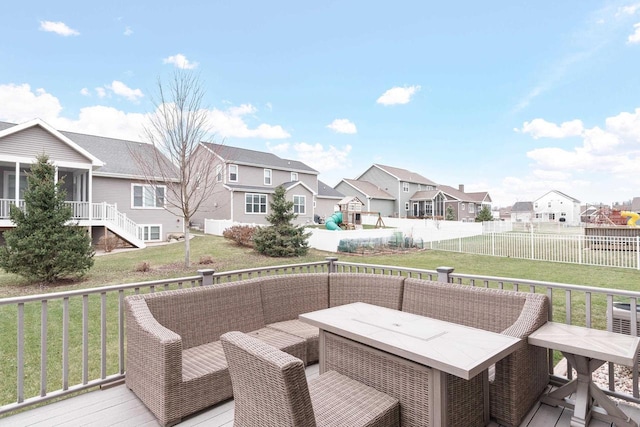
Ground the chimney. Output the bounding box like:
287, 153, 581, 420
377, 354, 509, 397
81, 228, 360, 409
458, 184, 465, 193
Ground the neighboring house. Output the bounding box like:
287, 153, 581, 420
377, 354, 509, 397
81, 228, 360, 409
510, 202, 534, 223
580, 205, 599, 223
437, 184, 492, 222
630, 197, 640, 213
315, 180, 344, 219
0, 119, 181, 248
335, 164, 491, 220
333, 178, 396, 216
533, 190, 581, 225
350, 164, 439, 218
193, 143, 319, 226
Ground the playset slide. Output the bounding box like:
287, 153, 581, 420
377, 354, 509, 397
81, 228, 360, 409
621, 211, 640, 227
325, 212, 343, 230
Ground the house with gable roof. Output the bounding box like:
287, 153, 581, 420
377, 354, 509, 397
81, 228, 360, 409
335, 164, 491, 220
533, 190, 581, 225
0, 119, 182, 248
437, 184, 492, 221
192, 142, 322, 226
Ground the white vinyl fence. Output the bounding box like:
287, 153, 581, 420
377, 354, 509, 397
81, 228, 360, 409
430, 232, 640, 269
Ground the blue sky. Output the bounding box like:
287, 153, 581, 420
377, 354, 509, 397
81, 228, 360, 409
1, 1, 640, 207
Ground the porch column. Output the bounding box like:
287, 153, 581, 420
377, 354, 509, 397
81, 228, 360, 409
198, 269, 215, 286
14, 162, 19, 204
88, 169, 93, 221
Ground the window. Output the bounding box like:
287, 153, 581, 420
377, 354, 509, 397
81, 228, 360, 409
549, 213, 556, 220
403, 182, 409, 192
246, 193, 267, 214
141, 225, 161, 241
229, 164, 238, 182
264, 169, 272, 185
469, 204, 475, 214
534, 203, 538, 208
405, 202, 409, 211
291, 172, 298, 181
215, 165, 222, 182
462, 203, 466, 211
548, 202, 551, 208
132, 184, 165, 208
293, 195, 306, 214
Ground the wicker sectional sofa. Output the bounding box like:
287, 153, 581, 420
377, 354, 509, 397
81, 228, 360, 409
124, 272, 549, 426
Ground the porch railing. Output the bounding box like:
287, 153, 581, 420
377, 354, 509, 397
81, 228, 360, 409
1, 257, 639, 417
0, 200, 143, 244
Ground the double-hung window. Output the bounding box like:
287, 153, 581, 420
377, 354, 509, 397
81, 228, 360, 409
291, 172, 298, 181
246, 193, 267, 214
293, 195, 305, 214
133, 184, 165, 208
141, 225, 161, 241
229, 164, 238, 182
264, 169, 272, 185
215, 165, 222, 182
403, 182, 409, 192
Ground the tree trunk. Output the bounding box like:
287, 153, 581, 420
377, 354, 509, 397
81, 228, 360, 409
184, 221, 191, 268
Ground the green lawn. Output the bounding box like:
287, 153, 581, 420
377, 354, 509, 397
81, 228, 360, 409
1, 233, 639, 410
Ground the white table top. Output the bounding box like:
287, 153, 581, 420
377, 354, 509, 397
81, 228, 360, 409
299, 302, 521, 380
528, 321, 640, 366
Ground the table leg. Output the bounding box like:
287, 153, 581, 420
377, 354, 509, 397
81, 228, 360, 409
542, 352, 638, 427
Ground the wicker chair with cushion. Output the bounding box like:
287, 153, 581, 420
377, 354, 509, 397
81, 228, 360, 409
220, 331, 400, 427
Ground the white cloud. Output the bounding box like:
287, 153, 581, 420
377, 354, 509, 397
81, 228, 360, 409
80, 88, 90, 96
163, 54, 199, 70
95, 87, 106, 98
618, 3, 640, 16
0, 83, 63, 123
124, 26, 133, 36
39, 21, 79, 36
107, 81, 144, 102
628, 23, 640, 43
208, 104, 290, 139
520, 118, 584, 139
326, 119, 357, 134
376, 85, 420, 106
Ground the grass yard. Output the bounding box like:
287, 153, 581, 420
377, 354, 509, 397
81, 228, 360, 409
0, 233, 639, 410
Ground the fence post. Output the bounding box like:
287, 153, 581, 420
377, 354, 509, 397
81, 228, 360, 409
325, 256, 339, 273
198, 269, 215, 286
637, 236, 640, 270
436, 266, 454, 283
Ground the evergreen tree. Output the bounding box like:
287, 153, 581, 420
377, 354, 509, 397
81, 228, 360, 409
0, 154, 94, 282
475, 205, 494, 222
253, 185, 310, 257
445, 205, 456, 221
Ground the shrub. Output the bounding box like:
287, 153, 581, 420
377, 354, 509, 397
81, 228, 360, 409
134, 261, 151, 272
99, 233, 121, 253
223, 225, 257, 247
199, 255, 215, 265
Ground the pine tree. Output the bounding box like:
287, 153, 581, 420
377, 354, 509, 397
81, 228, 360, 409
0, 154, 94, 283
475, 205, 494, 222
445, 205, 456, 221
253, 185, 310, 257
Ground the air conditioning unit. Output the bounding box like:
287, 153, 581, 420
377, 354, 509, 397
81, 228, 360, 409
612, 302, 640, 365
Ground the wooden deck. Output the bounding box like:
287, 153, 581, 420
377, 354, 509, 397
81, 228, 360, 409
2, 364, 638, 427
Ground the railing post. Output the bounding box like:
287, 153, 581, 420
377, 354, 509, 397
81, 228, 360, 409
325, 256, 339, 273
198, 269, 215, 286
436, 266, 454, 283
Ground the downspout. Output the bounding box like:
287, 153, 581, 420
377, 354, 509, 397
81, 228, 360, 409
14, 162, 19, 205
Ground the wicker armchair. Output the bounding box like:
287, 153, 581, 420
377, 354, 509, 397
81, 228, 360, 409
220, 331, 400, 427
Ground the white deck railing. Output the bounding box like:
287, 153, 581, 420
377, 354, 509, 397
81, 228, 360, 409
0, 199, 143, 245
430, 232, 640, 269
0, 258, 639, 417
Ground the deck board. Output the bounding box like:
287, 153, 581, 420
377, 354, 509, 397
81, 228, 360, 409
2, 365, 636, 427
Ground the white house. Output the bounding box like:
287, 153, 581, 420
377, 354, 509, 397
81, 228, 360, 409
533, 190, 581, 225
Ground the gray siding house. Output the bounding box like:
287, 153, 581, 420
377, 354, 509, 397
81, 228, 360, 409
336, 164, 491, 220
315, 180, 344, 220
193, 143, 320, 226
0, 119, 180, 248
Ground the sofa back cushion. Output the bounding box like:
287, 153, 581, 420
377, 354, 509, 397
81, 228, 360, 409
329, 273, 405, 310
260, 274, 329, 324
143, 280, 266, 349
402, 278, 526, 333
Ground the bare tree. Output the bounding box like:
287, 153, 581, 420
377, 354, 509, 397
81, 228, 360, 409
131, 70, 218, 267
